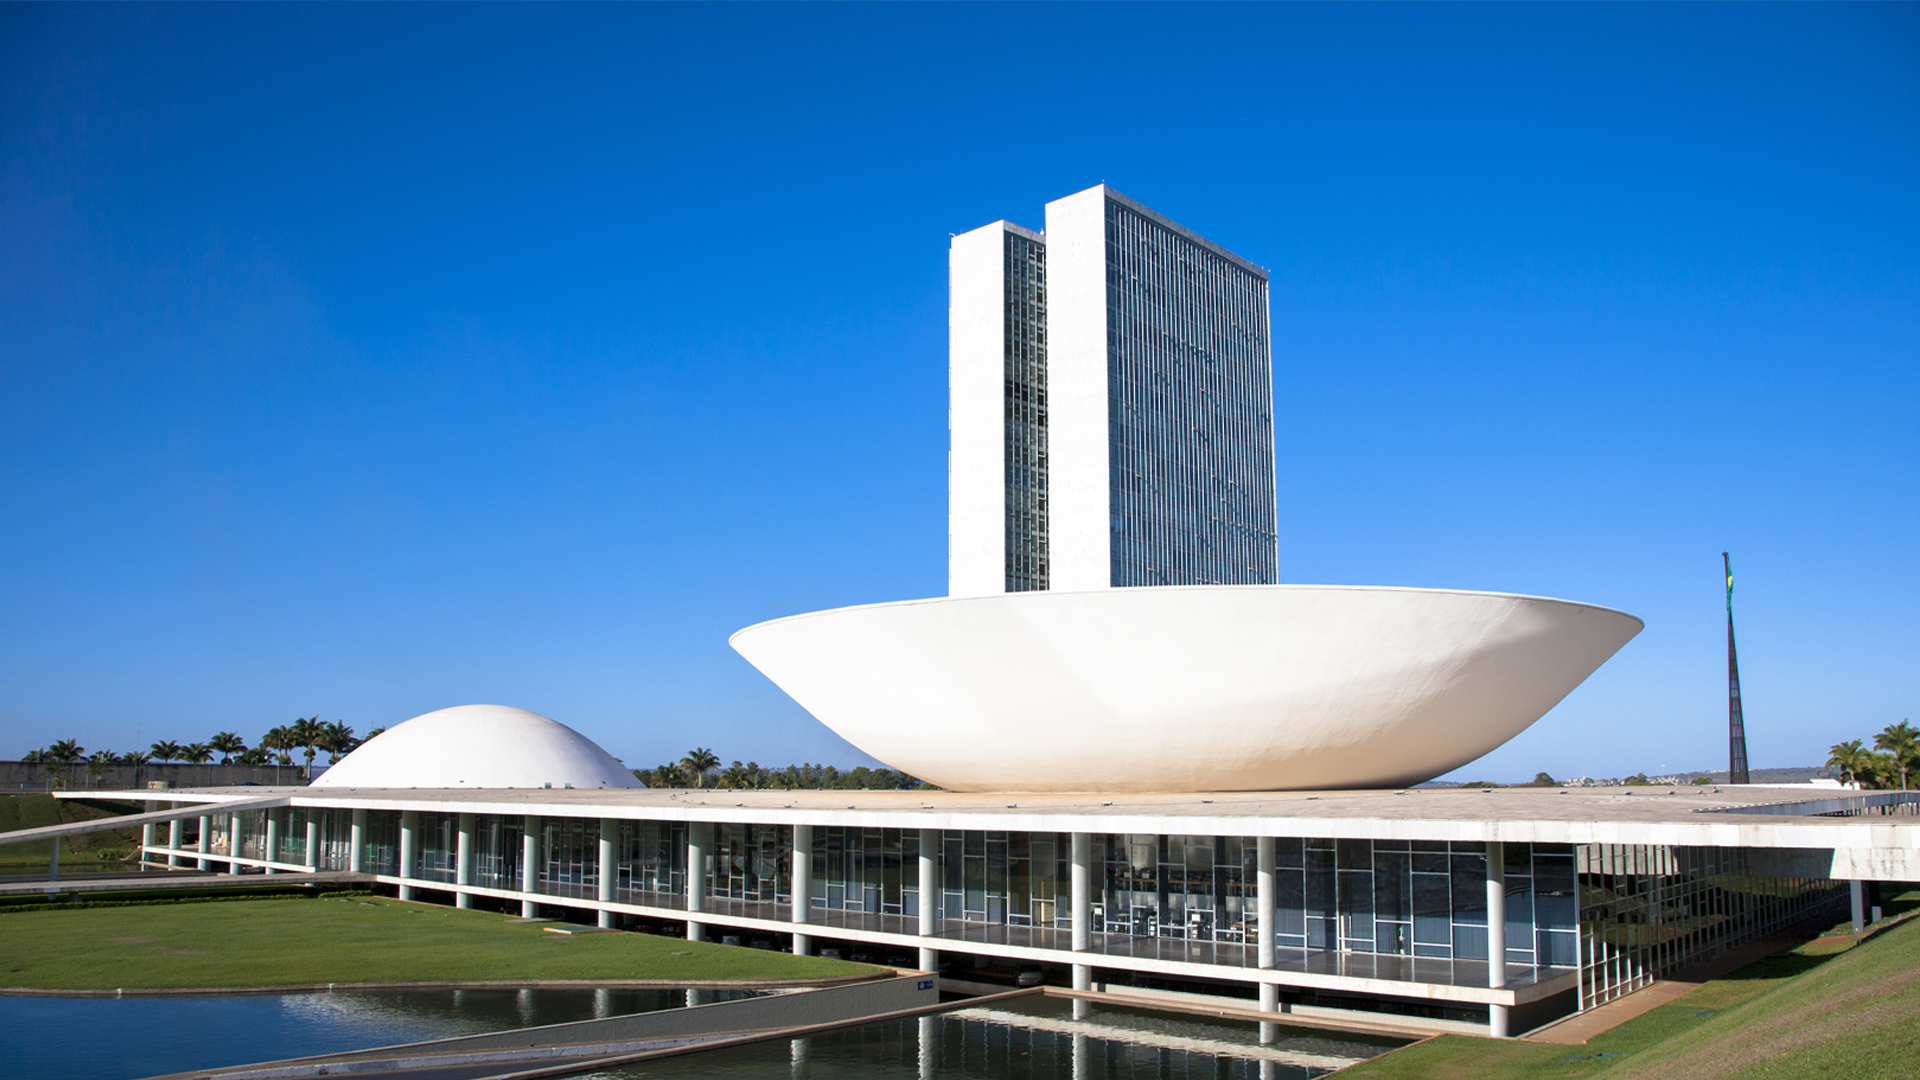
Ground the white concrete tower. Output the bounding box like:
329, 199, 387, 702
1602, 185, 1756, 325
947, 185, 1277, 596
948, 219, 1049, 597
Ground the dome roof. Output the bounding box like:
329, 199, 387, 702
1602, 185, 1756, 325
312, 705, 640, 790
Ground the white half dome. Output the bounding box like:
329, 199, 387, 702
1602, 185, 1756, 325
312, 705, 639, 789
730, 585, 1643, 793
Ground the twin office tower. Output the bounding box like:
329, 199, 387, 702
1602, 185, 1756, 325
948, 184, 1279, 597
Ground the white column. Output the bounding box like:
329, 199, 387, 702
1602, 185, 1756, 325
596, 817, 615, 928
168, 810, 183, 869
141, 800, 157, 865
686, 821, 709, 943
791, 823, 812, 956
917, 827, 938, 972
521, 815, 541, 918
1487, 841, 1508, 1038
1851, 880, 1867, 933
49, 837, 59, 883
196, 813, 211, 871
1257, 835, 1279, 1040
398, 810, 417, 901
229, 811, 245, 874
917, 1013, 939, 1080
1071, 831, 1093, 992
264, 811, 281, 875
456, 813, 475, 909
305, 815, 321, 872
349, 808, 367, 874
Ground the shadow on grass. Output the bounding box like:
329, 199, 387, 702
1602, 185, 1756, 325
1716, 951, 1835, 982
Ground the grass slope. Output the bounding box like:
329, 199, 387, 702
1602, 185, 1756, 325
1344, 891, 1920, 1079
0, 794, 140, 870
0, 895, 881, 988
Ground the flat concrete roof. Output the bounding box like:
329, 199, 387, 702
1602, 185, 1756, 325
98, 784, 1920, 858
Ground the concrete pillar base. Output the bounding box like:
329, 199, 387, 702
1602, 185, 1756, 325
1259, 982, 1279, 1013
1072, 964, 1091, 992
687, 922, 706, 944
792, 933, 810, 956
598, 909, 614, 929
1490, 1003, 1510, 1039
917, 946, 937, 973
1851, 880, 1867, 933
399, 886, 415, 902
456, 892, 471, 910
521, 899, 538, 919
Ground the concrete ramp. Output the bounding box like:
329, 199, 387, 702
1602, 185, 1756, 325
138, 973, 938, 1080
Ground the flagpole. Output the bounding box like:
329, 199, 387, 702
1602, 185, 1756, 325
1725, 552, 1751, 784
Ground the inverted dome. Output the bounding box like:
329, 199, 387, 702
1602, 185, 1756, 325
731, 585, 1642, 792
312, 705, 639, 789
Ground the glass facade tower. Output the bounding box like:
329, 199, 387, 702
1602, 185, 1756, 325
949, 185, 1276, 596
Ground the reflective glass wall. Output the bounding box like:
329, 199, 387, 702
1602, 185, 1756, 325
1103, 197, 1277, 587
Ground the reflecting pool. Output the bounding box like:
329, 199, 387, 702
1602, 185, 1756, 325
0, 986, 736, 1080
588, 995, 1409, 1080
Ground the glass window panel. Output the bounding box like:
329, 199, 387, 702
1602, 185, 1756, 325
1413, 873, 1451, 945
1275, 870, 1306, 937
1534, 854, 1577, 930
1373, 851, 1411, 922
1451, 852, 1488, 926
1453, 923, 1489, 961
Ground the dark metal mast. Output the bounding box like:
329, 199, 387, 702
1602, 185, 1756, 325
1724, 552, 1750, 784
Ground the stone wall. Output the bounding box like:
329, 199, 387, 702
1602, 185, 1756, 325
0, 760, 311, 791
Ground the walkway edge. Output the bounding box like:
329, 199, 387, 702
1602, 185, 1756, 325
0, 970, 893, 998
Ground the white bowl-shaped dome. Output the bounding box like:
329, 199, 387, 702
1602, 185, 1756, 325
312, 705, 639, 789
730, 585, 1642, 792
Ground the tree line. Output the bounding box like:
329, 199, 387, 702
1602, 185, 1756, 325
19, 716, 385, 784
1826, 720, 1918, 790
633, 747, 930, 790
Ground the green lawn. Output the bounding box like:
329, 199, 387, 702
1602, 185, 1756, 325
0, 894, 883, 989
1343, 890, 1920, 1080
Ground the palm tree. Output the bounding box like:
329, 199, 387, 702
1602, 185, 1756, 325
681, 748, 720, 787
44, 739, 84, 789
288, 716, 326, 779
317, 721, 356, 764
1828, 740, 1874, 787
184, 743, 214, 786
120, 749, 152, 788
86, 750, 115, 788
208, 731, 246, 765
362, 726, 387, 742
1874, 720, 1917, 791
150, 740, 184, 764
258, 726, 293, 767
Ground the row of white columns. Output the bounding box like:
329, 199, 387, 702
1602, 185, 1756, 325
144, 805, 333, 875
141, 814, 1525, 1037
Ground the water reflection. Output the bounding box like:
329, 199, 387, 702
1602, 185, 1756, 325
592, 995, 1406, 1080
0, 986, 730, 1080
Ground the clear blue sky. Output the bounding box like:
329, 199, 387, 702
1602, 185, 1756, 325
2, 4, 1914, 782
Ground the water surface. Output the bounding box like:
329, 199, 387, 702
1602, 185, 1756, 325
587, 995, 1408, 1080
0, 986, 719, 1080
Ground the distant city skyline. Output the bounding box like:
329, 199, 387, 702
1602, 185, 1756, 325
1, 4, 1914, 782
